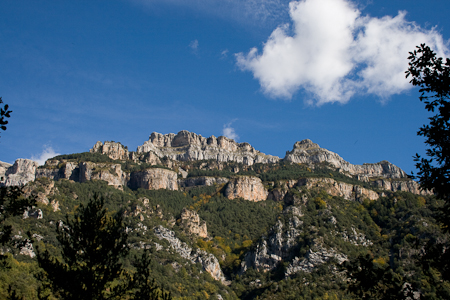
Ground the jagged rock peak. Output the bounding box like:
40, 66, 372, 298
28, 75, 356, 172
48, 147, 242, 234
147, 130, 254, 152
90, 141, 130, 161
285, 140, 407, 179
136, 130, 280, 166
293, 139, 320, 150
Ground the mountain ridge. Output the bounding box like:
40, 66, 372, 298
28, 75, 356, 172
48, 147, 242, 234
0, 130, 428, 199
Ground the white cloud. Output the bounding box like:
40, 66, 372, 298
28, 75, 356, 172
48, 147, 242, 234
31, 146, 60, 166
221, 49, 229, 59
222, 121, 239, 141
236, 0, 449, 105
189, 39, 199, 53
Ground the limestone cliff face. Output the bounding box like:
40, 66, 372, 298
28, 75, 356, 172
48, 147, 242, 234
0, 161, 12, 184
224, 176, 268, 202
297, 178, 379, 201
90, 141, 130, 160
23, 179, 60, 211
241, 208, 365, 276
178, 176, 229, 188
2, 159, 39, 186
179, 208, 208, 238
154, 225, 226, 283
35, 160, 79, 181
130, 168, 178, 191
284, 139, 406, 179
136, 131, 280, 166
79, 162, 128, 189
370, 179, 432, 195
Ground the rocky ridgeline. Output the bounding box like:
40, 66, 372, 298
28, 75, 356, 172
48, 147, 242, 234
284, 139, 406, 179
1, 130, 429, 199
136, 131, 280, 166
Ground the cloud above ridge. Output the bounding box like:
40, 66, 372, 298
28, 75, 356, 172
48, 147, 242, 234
236, 0, 449, 105
31, 146, 60, 166
223, 121, 239, 141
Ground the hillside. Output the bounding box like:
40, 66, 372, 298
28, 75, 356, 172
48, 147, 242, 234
0, 131, 445, 299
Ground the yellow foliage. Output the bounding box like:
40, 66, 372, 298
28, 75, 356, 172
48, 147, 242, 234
418, 196, 426, 207
242, 240, 252, 248
314, 197, 327, 209
373, 256, 388, 266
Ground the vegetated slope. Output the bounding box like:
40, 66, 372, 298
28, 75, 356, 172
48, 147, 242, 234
0, 133, 444, 299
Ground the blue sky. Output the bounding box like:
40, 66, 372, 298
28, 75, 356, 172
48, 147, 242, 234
1, 0, 449, 175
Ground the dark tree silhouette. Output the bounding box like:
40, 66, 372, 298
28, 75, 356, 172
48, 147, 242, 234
406, 44, 450, 296
0, 187, 36, 251
406, 44, 450, 231
37, 195, 129, 299
0, 97, 36, 252
344, 253, 407, 300
0, 96, 12, 136
37, 195, 172, 300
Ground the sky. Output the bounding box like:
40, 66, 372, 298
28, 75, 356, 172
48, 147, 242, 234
1, 0, 449, 175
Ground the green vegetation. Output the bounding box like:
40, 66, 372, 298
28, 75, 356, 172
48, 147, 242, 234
1, 147, 448, 299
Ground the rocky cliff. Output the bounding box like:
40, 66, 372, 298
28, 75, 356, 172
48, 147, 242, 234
1, 159, 39, 186
79, 162, 128, 189
179, 208, 208, 238
224, 176, 268, 202
178, 176, 229, 188
129, 168, 178, 191
154, 225, 226, 283
241, 205, 369, 275
284, 139, 407, 179
1, 131, 430, 199
136, 131, 280, 166
297, 178, 380, 201
90, 141, 130, 161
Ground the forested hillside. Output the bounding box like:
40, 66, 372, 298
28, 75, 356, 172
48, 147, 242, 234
0, 133, 448, 299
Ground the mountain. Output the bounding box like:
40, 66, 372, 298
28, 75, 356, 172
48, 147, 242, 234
0, 130, 427, 197
0, 130, 444, 299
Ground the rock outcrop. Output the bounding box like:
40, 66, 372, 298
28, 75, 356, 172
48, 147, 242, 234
130, 168, 178, 191
79, 162, 128, 189
136, 131, 280, 166
284, 139, 406, 179
241, 214, 351, 276
154, 225, 226, 283
90, 141, 130, 160
179, 208, 208, 238
35, 161, 79, 181
23, 179, 60, 210
179, 176, 229, 188
297, 178, 379, 201
241, 219, 302, 273
285, 247, 347, 276
2, 132, 431, 199
370, 179, 432, 195
1, 159, 39, 186
224, 176, 268, 202
0, 161, 12, 184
